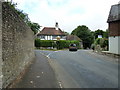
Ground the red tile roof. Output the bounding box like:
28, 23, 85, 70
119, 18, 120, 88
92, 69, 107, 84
37, 27, 66, 35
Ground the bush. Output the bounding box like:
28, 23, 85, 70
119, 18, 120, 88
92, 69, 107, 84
35, 39, 81, 50
40, 40, 53, 47
93, 38, 108, 51
101, 39, 108, 48
35, 38, 41, 47
55, 40, 80, 49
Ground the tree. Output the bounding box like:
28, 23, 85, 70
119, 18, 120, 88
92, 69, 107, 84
16, 10, 30, 23
92, 29, 109, 39
103, 29, 109, 38
7, 1, 29, 23
27, 22, 40, 34
7, 1, 40, 34
71, 25, 94, 49
93, 29, 105, 39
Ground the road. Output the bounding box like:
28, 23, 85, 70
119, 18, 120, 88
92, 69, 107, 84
39, 49, 118, 88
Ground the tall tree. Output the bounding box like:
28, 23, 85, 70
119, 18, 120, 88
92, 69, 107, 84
93, 29, 105, 39
93, 29, 109, 39
71, 25, 94, 49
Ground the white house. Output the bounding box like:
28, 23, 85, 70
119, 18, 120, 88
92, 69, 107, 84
37, 22, 66, 40
107, 3, 120, 54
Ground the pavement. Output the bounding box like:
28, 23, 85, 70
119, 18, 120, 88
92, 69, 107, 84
14, 50, 59, 88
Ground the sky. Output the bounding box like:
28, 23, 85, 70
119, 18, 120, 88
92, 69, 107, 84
7, 0, 120, 33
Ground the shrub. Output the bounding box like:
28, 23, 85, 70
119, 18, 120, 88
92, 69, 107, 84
101, 39, 108, 48
35, 38, 41, 47
55, 40, 80, 49
40, 40, 53, 47
93, 38, 108, 51
34, 39, 81, 50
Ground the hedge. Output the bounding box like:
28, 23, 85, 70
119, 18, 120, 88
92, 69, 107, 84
35, 38, 41, 47
35, 39, 54, 47
35, 39, 81, 49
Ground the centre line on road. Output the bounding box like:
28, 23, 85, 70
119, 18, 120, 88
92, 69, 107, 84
46, 51, 58, 59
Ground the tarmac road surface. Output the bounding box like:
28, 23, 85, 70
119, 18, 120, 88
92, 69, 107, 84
40, 49, 118, 88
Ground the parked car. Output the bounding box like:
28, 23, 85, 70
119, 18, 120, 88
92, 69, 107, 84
69, 44, 77, 51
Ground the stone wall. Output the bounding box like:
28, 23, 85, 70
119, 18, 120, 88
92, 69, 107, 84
0, 1, 2, 89
0, 2, 35, 88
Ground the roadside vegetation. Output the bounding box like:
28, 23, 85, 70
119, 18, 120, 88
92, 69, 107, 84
71, 25, 108, 51
35, 39, 82, 50
7, 1, 40, 34
71, 25, 94, 49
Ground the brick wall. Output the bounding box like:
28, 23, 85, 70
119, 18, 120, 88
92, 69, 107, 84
0, 2, 35, 88
109, 21, 120, 36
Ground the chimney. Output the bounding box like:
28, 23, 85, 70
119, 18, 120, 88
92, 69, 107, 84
55, 22, 59, 30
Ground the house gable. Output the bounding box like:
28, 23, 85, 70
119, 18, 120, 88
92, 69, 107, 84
107, 4, 120, 36
37, 26, 66, 40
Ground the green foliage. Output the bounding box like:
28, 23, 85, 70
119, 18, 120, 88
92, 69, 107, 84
94, 38, 101, 45
16, 10, 29, 23
94, 38, 108, 50
27, 22, 40, 34
40, 40, 53, 47
35, 39, 53, 47
55, 40, 80, 49
7, 1, 17, 9
92, 29, 109, 39
7, 1, 40, 34
35, 39, 81, 50
35, 38, 41, 47
103, 29, 109, 38
93, 29, 104, 39
71, 25, 94, 49
100, 38, 108, 48
7, 1, 29, 23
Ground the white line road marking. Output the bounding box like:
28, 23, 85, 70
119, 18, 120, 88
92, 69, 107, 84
59, 81, 63, 88
46, 51, 59, 59
70, 52, 77, 53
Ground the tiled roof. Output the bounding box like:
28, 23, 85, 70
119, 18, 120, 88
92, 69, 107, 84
66, 35, 82, 41
37, 27, 66, 36
107, 4, 120, 22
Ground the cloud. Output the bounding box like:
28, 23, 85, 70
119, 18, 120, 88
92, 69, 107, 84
12, 0, 120, 33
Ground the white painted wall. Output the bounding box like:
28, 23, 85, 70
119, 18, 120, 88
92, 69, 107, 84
39, 35, 66, 40
45, 36, 47, 40
109, 36, 120, 54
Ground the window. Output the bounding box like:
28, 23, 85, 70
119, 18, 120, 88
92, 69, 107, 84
41, 36, 45, 39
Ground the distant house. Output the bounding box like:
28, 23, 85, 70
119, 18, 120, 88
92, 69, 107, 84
37, 22, 66, 40
107, 3, 120, 54
66, 35, 81, 41
66, 35, 83, 48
